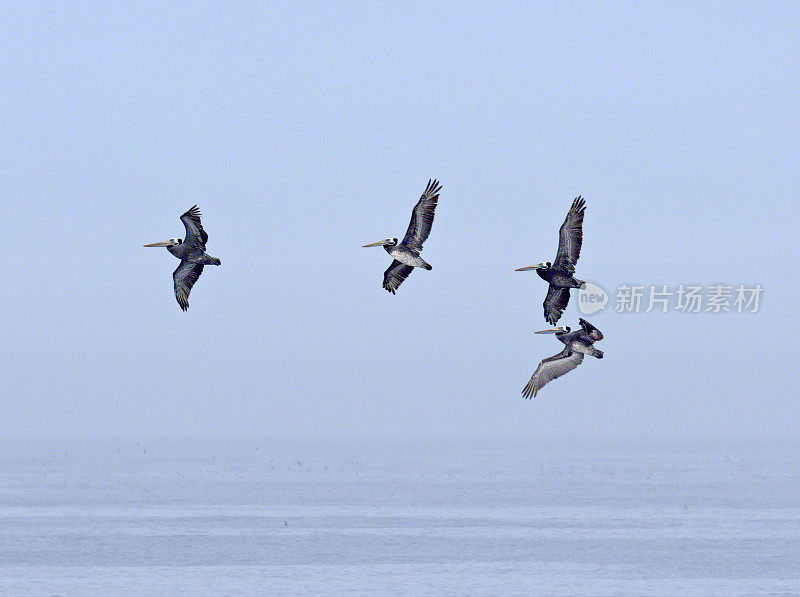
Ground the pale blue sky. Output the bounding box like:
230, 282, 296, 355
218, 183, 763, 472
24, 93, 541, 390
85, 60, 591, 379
1, 2, 798, 437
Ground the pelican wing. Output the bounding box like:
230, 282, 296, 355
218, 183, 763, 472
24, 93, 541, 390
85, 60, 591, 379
382, 260, 414, 294
401, 179, 441, 253
543, 285, 570, 325
173, 261, 204, 311
522, 348, 584, 399
578, 317, 604, 342
180, 205, 209, 248
552, 196, 585, 274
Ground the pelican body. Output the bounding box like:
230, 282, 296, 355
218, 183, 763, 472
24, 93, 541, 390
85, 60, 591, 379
144, 205, 220, 311
363, 179, 441, 294
522, 317, 604, 399
516, 196, 587, 324
382, 241, 432, 269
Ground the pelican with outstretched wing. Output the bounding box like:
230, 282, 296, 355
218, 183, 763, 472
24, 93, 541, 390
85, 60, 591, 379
363, 179, 441, 294
516, 196, 587, 324
522, 318, 604, 399
144, 205, 221, 311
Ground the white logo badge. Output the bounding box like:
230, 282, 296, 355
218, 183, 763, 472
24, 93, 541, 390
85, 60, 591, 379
577, 281, 608, 315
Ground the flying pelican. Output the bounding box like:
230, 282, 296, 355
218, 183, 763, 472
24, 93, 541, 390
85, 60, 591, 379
516, 196, 586, 324
363, 179, 441, 294
144, 205, 221, 311
522, 317, 604, 399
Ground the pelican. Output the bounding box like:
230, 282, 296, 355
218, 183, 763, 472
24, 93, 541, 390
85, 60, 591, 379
516, 196, 586, 324
144, 205, 221, 311
363, 179, 441, 294
522, 317, 604, 399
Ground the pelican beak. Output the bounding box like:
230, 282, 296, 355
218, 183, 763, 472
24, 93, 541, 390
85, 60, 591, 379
143, 239, 175, 247
362, 240, 386, 248
535, 327, 563, 334
515, 265, 543, 271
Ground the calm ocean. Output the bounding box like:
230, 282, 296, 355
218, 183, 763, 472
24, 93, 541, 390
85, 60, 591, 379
1, 436, 798, 595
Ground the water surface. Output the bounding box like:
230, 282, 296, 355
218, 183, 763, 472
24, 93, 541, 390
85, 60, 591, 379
1, 436, 797, 595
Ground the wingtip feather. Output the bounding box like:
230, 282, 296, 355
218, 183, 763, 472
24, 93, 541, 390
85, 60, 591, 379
183, 205, 202, 220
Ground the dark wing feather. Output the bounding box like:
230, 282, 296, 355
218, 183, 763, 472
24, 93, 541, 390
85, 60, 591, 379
552, 196, 585, 274
382, 260, 414, 294
543, 285, 570, 325
578, 317, 604, 342
173, 261, 204, 311
522, 348, 584, 399
401, 179, 441, 253
180, 205, 208, 248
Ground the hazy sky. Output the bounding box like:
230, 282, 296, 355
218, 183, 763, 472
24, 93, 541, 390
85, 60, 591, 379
1, 2, 798, 437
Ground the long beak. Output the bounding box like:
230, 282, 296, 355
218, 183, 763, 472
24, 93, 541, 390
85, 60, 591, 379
362, 240, 385, 248
515, 265, 543, 271
143, 240, 174, 247
535, 328, 562, 334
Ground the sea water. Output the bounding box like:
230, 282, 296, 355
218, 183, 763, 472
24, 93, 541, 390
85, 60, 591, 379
1, 436, 798, 595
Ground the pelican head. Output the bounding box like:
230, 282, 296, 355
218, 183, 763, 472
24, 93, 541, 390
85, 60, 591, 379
144, 238, 182, 248
535, 325, 569, 334
362, 237, 398, 248
515, 261, 551, 272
